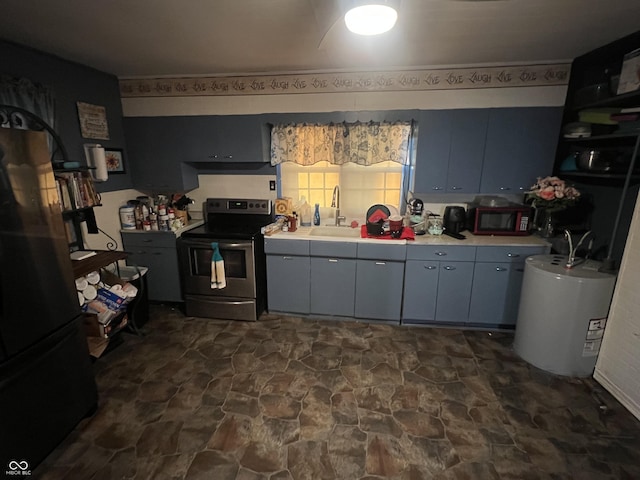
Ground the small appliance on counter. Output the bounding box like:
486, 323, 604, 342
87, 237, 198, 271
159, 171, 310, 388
465, 196, 532, 236
443, 206, 467, 239
405, 197, 427, 235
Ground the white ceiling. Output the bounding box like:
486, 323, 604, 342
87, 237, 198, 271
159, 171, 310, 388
1, 0, 640, 78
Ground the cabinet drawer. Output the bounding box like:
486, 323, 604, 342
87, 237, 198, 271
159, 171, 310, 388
475, 246, 547, 263
264, 238, 309, 255
406, 245, 476, 262
121, 231, 177, 248
357, 243, 406, 261
310, 240, 357, 258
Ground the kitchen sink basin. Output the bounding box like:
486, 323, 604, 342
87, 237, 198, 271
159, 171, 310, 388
308, 226, 361, 238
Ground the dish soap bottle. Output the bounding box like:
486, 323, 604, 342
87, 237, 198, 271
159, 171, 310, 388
313, 203, 321, 226
299, 196, 312, 227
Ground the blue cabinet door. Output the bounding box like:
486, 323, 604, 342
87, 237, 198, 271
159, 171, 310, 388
310, 257, 356, 317
468, 262, 512, 326
354, 260, 404, 321
414, 109, 488, 194
124, 117, 198, 192
184, 115, 269, 162
480, 107, 563, 194
266, 255, 310, 314
446, 109, 489, 193
414, 110, 451, 193
435, 261, 474, 323
402, 260, 439, 323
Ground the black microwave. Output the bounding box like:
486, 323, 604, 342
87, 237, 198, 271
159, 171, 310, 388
466, 205, 532, 236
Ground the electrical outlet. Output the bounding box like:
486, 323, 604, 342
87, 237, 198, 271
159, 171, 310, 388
269, 180, 276, 191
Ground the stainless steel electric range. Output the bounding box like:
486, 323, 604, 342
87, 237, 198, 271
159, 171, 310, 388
177, 198, 273, 321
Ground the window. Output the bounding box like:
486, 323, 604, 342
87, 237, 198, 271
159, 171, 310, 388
279, 161, 404, 220
272, 121, 416, 221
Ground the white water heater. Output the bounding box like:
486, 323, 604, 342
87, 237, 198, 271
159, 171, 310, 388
514, 254, 616, 377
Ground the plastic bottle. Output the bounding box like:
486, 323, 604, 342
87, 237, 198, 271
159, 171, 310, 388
299, 197, 312, 227
313, 203, 321, 226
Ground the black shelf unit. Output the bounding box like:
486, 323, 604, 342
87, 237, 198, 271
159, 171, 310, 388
553, 30, 640, 270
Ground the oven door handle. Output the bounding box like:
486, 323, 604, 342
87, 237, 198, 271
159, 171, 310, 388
182, 238, 251, 250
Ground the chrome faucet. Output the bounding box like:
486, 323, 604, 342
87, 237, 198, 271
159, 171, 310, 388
330, 185, 347, 226
565, 229, 593, 269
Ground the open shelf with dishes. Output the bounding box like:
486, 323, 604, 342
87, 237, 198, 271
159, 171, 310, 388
553, 30, 640, 269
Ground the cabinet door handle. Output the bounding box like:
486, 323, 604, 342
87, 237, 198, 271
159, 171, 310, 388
282, 256, 293, 260
136, 250, 147, 255
507, 253, 520, 258
450, 186, 462, 191
223, 155, 233, 159
143, 239, 153, 243
375, 262, 386, 265
499, 187, 511, 191
495, 267, 508, 272
443, 265, 456, 271
208, 154, 219, 159
424, 265, 437, 270
435, 251, 447, 256
432, 186, 443, 191
328, 259, 338, 263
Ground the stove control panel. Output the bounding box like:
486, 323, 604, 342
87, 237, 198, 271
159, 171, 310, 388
205, 198, 272, 215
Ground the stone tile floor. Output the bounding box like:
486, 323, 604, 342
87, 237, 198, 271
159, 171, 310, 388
36, 304, 640, 479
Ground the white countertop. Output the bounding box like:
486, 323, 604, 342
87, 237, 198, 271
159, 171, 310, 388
120, 220, 204, 238
268, 226, 550, 247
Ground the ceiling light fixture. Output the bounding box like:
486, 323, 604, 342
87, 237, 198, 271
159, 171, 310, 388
344, 1, 398, 36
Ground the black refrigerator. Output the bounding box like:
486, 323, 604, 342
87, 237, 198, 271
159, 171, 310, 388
0, 128, 98, 471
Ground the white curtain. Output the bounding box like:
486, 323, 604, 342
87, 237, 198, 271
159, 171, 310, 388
0, 75, 56, 130
271, 121, 413, 166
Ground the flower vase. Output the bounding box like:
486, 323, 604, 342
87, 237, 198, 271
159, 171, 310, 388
533, 208, 558, 238
541, 211, 555, 238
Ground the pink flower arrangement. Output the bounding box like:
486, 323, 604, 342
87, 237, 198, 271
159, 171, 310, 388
526, 176, 580, 210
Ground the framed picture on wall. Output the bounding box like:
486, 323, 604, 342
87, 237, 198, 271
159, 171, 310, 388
104, 148, 125, 174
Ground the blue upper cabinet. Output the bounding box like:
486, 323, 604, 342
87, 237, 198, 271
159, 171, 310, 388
480, 107, 563, 194
182, 114, 270, 162
414, 109, 488, 194
447, 109, 489, 193
414, 110, 451, 193
124, 117, 198, 192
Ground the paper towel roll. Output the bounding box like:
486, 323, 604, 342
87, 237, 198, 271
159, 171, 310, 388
88, 145, 108, 182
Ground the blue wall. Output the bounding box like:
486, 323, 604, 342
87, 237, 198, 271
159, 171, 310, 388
0, 39, 131, 192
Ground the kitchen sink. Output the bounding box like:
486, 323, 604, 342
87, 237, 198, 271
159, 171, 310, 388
308, 226, 361, 238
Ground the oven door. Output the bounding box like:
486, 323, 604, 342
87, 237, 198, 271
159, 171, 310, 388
178, 237, 256, 298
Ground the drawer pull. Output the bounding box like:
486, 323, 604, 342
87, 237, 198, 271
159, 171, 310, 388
495, 267, 508, 272
450, 186, 462, 191
328, 259, 338, 263
282, 256, 293, 260
375, 262, 386, 266
432, 186, 442, 191
507, 253, 520, 258
443, 265, 456, 271
143, 239, 153, 243
424, 265, 437, 270
435, 251, 447, 256
499, 186, 511, 191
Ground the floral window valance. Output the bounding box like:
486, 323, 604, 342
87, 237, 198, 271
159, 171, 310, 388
270, 121, 413, 166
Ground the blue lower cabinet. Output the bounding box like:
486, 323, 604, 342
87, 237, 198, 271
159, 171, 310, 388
402, 261, 439, 323
468, 262, 512, 326
266, 255, 310, 314
310, 257, 356, 317
354, 259, 404, 322
434, 262, 475, 323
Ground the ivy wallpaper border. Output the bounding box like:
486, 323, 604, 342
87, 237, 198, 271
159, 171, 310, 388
119, 64, 570, 98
